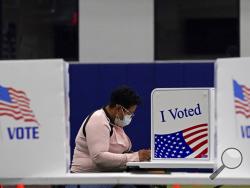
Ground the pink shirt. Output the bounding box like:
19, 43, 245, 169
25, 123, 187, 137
71, 108, 139, 172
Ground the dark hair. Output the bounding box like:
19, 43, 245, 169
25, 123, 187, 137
109, 85, 141, 109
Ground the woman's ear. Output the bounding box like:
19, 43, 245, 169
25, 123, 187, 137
114, 104, 120, 113
115, 104, 121, 111
115, 105, 124, 118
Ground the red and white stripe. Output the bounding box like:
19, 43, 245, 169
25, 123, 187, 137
235, 84, 250, 118
183, 123, 208, 158
0, 87, 38, 123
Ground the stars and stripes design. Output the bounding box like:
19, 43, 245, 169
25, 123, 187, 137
154, 123, 208, 159
233, 80, 250, 119
0, 85, 38, 124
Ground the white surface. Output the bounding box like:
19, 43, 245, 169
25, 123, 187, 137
0, 59, 70, 177
1, 173, 250, 185
127, 161, 215, 169
240, 0, 250, 57
222, 148, 242, 168
150, 88, 215, 165
79, 0, 154, 63
215, 57, 250, 176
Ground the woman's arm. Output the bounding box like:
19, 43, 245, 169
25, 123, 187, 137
85, 119, 139, 171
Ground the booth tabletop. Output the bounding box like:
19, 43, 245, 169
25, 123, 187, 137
1, 172, 250, 185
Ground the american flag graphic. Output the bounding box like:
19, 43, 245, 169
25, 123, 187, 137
0, 85, 38, 123
155, 123, 208, 159
233, 80, 250, 118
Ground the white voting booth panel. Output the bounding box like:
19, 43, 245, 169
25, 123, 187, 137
151, 88, 215, 168
216, 57, 250, 178
128, 88, 215, 169
0, 59, 70, 177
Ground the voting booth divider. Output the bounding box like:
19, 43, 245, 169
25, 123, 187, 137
0, 59, 70, 178
215, 57, 250, 178
151, 88, 215, 164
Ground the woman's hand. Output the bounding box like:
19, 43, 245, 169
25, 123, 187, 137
138, 149, 151, 161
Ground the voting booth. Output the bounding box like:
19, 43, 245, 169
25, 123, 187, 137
0, 59, 70, 177
152, 88, 214, 159
128, 88, 215, 169
151, 88, 215, 168
215, 57, 250, 178
1, 59, 250, 185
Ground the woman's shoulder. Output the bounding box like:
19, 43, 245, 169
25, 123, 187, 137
88, 108, 111, 130
91, 108, 106, 120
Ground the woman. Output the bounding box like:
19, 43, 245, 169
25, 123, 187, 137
71, 85, 151, 172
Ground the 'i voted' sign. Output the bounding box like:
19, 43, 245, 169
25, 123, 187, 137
151, 88, 212, 160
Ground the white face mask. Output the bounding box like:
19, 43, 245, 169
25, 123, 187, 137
115, 105, 133, 127
115, 114, 132, 127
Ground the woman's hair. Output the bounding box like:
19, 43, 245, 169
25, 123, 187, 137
109, 85, 141, 108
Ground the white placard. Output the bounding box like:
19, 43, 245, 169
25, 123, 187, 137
0, 59, 70, 177
151, 88, 215, 163
216, 57, 250, 177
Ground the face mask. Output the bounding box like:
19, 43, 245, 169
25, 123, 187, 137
115, 114, 132, 127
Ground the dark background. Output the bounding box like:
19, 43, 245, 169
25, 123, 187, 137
0, 0, 239, 61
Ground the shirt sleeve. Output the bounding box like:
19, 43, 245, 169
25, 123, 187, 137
85, 115, 139, 171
